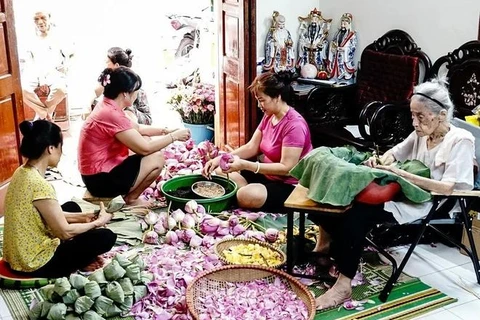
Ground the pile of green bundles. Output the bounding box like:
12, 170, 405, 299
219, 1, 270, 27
29, 253, 153, 320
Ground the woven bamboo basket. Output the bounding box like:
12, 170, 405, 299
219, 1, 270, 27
186, 264, 316, 320
214, 238, 286, 268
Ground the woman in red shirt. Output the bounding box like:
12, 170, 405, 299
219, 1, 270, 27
78, 67, 190, 205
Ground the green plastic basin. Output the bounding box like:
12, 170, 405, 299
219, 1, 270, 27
161, 174, 238, 212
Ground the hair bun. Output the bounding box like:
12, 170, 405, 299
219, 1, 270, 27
19, 120, 33, 136
275, 71, 295, 86
125, 48, 133, 59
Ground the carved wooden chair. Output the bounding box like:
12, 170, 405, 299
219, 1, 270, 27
305, 29, 431, 151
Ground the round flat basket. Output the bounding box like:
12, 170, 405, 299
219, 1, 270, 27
186, 265, 315, 320
214, 238, 286, 269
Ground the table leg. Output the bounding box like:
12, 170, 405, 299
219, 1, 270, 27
286, 209, 294, 274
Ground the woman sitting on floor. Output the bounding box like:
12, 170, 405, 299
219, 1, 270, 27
312, 77, 475, 310
92, 47, 152, 125
3, 120, 116, 278
78, 67, 191, 206
202, 71, 313, 212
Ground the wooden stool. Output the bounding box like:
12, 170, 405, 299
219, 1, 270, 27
283, 184, 350, 277
82, 190, 114, 206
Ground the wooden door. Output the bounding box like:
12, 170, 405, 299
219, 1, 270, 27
215, 0, 257, 149
0, 0, 24, 187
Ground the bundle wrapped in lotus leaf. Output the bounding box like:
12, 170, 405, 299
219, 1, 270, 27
83, 310, 105, 320
41, 301, 54, 318
28, 300, 43, 320
53, 278, 71, 296
103, 260, 126, 281
131, 255, 145, 270
140, 271, 154, 284
62, 289, 80, 305
118, 278, 134, 296
88, 269, 108, 285
65, 313, 81, 320
125, 264, 141, 282
84, 281, 102, 299
118, 295, 133, 312
74, 296, 94, 314
105, 281, 125, 303
40, 284, 55, 301
104, 304, 122, 318
114, 254, 133, 268
46, 303, 67, 320
133, 285, 147, 303
69, 274, 89, 290
93, 296, 113, 316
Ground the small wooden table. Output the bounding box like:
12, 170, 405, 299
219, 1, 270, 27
283, 184, 350, 277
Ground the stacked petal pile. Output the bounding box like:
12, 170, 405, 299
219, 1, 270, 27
29, 254, 152, 320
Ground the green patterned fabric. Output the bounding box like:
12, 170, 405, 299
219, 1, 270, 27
290, 146, 432, 206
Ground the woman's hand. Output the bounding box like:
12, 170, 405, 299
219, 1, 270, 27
202, 156, 221, 179
171, 129, 191, 142
363, 156, 379, 168
220, 156, 244, 173
85, 212, 97, 223
94, 202, 113, 227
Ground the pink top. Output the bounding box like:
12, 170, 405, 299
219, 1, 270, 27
258, 108, 313, 184
78, 98, 133, 175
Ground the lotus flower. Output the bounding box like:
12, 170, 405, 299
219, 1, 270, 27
144, 230, 158, 244
171, 209, 185, 223
220, 153, 234, 171
265, 228, 279, 243
163, 217, 177, 230
144, 212, 159, 225
231, 224, 247, 236
196, 204, 206, 214
165, 230, 179, 245
200, 217, 221, 234
181, 229, 196, 243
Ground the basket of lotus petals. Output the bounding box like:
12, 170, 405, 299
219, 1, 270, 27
214, 238, 286, 269
186, 264, 315, 320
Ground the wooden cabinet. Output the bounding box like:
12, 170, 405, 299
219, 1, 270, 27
0, 0, 24, 213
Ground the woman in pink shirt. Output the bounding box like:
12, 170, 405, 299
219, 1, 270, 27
78, 67, 190, 206
202, 72, 313, 211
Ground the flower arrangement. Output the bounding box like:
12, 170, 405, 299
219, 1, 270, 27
168, 83, 215, 125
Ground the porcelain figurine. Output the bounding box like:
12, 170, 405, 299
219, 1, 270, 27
326, 13, 358, 84
263, 11, 295, 73
297, 8, 332, 75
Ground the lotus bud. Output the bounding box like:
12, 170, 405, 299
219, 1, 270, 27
200, 217, 221, 234
184, 200, 198, 214
165, 230, 179, 245
185, 139, 195, 150
252, 231, 266, 242
220, 153, 234, 171
166, 217, 177, 230
196, 204, 206, 214
240, 211, 260, 221
165, 158, 179, 166
182, 229, 196, 243
264, 228, 279, 243
189, 235, 203, 248
216, 226, 230, 236
177, 168, 193, 175
232, 224, 247, 236
243, 230, 255, 239
219, 220, 230, 229
154, 223, 167, 235
171, 209, 185, 223
143, 230, 158, 244
181, 214, 196, 229
144, 212, 159, 225
228, 215, 239, 227
158, 211, 168, 220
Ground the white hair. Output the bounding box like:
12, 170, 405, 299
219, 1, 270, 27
412, 75, 454, 121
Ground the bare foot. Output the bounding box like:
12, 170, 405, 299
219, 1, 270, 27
81, 256, 106, 272
124, 196, 155, 208
315, 285, 352, 310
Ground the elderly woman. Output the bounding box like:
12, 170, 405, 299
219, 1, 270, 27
314, 77, 475, 309
79, 67, 191, 206
3, 120, 116, 278
202, 72, 313, 211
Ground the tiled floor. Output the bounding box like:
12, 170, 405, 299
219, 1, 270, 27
1, 106, 479, 318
